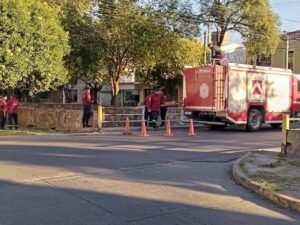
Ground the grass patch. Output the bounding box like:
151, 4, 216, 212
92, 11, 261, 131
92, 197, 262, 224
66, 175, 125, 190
288, 160, 300, 167
260, 162, 280, 168
252, 174, 281, 191
0, 130, 31, 136
251, 172, 294, 192
245, 153, 256, 163
260, 154, 287, 168
239, 161, 249, 174
0, 127, 63, 136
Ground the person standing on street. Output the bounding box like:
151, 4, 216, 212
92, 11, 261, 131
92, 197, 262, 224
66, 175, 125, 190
160, 89, 168, 127
0, 95, 8, 129
150, 89, 164, 129
7, 94, 20, 130
144, 92, 153, 127
82, 87, 92, 128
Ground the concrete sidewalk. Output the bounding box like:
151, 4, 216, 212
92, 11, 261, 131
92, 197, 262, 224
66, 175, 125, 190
233, 148, 300, 212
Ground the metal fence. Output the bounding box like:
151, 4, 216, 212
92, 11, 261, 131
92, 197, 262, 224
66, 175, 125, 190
97, 106, 185, 128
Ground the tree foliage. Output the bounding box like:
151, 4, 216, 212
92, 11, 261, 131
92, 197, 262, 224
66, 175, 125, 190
46, 0, 105, 101
44, 0, 205, 105
0, 0, 70, 94
140, 0, 201, 38
150, 0, 280, 59
194, 0, 280, 57
136, 37, 205, 90
89, 0, 182, 105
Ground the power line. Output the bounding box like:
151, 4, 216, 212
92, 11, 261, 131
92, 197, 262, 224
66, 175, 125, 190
281, 17, 300, 24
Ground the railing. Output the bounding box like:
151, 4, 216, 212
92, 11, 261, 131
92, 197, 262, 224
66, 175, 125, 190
281, 114, 300, 153
97, 105, 184, 128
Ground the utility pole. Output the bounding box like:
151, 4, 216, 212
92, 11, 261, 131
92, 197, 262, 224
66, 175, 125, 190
285, 38, 289, 69
203, 31, 207, 65
283, 31, 289, 70
207, 23, 212, 44
207, 23, 212, 64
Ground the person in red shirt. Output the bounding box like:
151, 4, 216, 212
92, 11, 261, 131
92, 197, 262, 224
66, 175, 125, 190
150, 89, 164, 129
0, 94, 8, 129
82, 87, 92, 128
144, 92, 153, 127
7, 94, 20, 130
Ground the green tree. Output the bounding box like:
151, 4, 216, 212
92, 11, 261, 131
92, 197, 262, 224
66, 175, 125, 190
93, 0, 179, 105
0, 0, 70, 94
141, 0, 201, 38
46, 0, 105, 102
136, 38, 205, 95
194, 0, 280, 58
150, 0, 280, 59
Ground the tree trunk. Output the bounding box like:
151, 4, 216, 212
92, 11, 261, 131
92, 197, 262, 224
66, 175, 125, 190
91, 86, 102, 104
217, 29, 227, 47
110, 78, 120, 106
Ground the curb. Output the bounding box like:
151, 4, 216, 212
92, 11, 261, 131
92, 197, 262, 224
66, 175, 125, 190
232, 152, 300, 212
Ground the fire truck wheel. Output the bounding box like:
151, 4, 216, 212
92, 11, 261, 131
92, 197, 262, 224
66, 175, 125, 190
247, 108, 262, 132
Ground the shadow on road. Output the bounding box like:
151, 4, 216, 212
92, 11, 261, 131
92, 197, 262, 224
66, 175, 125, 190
0, 179, 299, 225
0, 130, 292, 225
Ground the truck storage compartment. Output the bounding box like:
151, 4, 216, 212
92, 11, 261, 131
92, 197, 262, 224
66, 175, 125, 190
184, 66, 226, 112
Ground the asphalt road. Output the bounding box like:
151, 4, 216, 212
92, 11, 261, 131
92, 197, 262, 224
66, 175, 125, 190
0, 126, 300, 225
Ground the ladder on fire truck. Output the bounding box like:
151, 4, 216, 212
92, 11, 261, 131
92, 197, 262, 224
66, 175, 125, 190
213, 61, 228, 112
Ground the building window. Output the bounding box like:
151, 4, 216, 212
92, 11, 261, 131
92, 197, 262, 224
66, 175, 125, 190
288, 50, 295, 71
124, 90, 140, 106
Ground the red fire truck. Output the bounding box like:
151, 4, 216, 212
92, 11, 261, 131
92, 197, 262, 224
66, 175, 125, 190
183, 63, 300, 131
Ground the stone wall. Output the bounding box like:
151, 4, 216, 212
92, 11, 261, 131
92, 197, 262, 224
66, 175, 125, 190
286, 129, 300, 157
19, 103, 182, 131
19, 103, 98, 131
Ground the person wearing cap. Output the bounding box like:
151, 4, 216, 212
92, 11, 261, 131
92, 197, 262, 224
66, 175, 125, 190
82, 87, 92, 128
7, 94, 20, 130
0, 94, 8, 129
150, 89, 164, 129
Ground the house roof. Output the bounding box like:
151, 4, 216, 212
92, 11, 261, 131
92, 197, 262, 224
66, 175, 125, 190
282, 30, 300, 40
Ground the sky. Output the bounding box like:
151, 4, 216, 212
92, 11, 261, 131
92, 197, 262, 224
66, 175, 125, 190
270, 0, 300, 32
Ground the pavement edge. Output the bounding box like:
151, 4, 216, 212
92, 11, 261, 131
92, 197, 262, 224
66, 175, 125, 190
232, 152, 300, 212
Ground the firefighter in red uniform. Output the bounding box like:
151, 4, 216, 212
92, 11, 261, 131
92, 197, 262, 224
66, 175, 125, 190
150, 89, 164, 129
0, 94, 8, 129
7, 94, 20, 130
144, 92, 153, 127
160, 89, 168, 127
82, 87, 92, 128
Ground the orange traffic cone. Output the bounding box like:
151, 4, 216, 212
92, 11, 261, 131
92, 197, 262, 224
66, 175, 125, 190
139, 119, 150, 137
188, 119, 196, 136
123, 117, 132, 135
164, 119, 174, 137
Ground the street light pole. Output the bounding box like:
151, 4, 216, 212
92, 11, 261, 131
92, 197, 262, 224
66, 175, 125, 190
284, 31, 289, 69
203, 31, 207, 65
